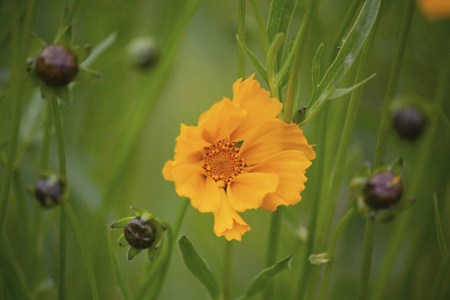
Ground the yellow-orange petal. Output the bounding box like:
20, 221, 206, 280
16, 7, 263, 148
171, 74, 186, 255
213, 190, 250, 241
230, 74, 283, 141
418, 0, 450, 20
162, 160, 176, 181
227, 172, 279, 212
250, 150, 311, 211
239, 119, 315, 165
168, 163, 221, 212
197, 98, 247, 144
173, 124, 209, 164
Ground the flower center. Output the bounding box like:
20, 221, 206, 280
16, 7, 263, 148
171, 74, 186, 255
203, 139, 246, 187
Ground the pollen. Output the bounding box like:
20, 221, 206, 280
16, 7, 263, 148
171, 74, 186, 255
203, 139, 246, 186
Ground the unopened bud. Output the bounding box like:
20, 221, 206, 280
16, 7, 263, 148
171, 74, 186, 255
124, 218, 156, 249
36, 44, 79, 86
363, 170, 403, 209
392, 106, 426, 141
34, 174, 65, 208
128, 37, 159, 70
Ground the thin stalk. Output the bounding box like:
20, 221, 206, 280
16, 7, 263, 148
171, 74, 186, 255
357, 2, 414, 299
263, 209, 282, 300
223, 241, 234, 300
137, 199, 190, 299
39, 100, 53, 170
249, 0, 269, 54
238, 0, 246, 79
431, 256, 450, 300
373, 0, 415, 171
51, 97, 67, 300
284, 0, 318, 123
318, 208, 356, 300
107, 231, 132, 300
12, 171, 30, 236
64, 203, 99, 300
0, 0, 25, 231
357, 217, 375, 300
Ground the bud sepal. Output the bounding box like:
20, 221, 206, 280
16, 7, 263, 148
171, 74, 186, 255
110, 206, 167, 261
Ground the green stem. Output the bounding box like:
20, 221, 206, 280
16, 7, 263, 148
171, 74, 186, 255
64, 204, 99, 300
138, 199, 189, 299
357, 217, 375, 300
51, 97, 67, 300
357, 2, 414, 299
0, 0, 25, 231
373, 0, 415, 171
267, 33, 285, 100
318, 208, 356, 300
284, 0, 318, 123
107, 230, 132, 300
249, 0, 269, 54
431, 256, 450, 300
39, 100, 53, 170
12, 171, 30, 236
223, 241, 234, 300
238, 0, 246, 79
263, 209, 282, 300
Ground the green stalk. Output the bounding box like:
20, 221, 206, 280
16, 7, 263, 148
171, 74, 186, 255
318, 208, 356, 300
138, 198, 189, 299
238, 0, 246, 79
223, 241, 234, 300
263, 209, 282, 300
51, 97, 67, 300
39, 100, 53, 170
431, 256, 450, 300
107, 231, 132, 300
249, 0, 269, 54
64, 204, 99, 300
284, 0, 318, 123
357, 2, 414, 299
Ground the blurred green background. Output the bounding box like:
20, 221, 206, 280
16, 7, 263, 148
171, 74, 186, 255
1, 0, 449, 299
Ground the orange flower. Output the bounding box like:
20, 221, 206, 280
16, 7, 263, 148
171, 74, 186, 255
163, 75, 315, 241
418, 0, 450, 20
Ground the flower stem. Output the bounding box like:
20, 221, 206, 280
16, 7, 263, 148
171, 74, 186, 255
223, 241, 234, 300
263, 208, 282, 300
51, 96, 67, 300
107, 231, 132, 300
39, 99, 53, 170
248, 0, 269, 54
318, 208, 356, 300
357, 217, 375, 300
237, 0, 246, 79
357, 2, 414, 299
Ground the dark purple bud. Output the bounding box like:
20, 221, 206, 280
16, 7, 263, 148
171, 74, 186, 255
35, 175, 65, 208
36, 44, 79, 86
124, 218, 156, 249
363, 170, 403, 209
393, 106, 426, 141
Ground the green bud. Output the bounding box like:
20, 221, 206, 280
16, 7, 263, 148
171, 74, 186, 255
127, 37, 159, 70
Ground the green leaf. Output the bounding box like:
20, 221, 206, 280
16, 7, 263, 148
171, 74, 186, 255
117, 234, 129, 247
75, 67, 102, 84
311, 43, 325, 97
81, 32, 117, 67
242, 255, 293, 298
71, 44, 92, 63
126, 247, 141, 261
178, 235, 219, 300
236, 35, 268, 85
433, 194, 449, 259
29, 32, 46, 58
281, 207, 307, 242
391, 157, 404, 175
55, 25, 73, 45
314, 0, 381, 106
130, 206, 153, 220
266, 0, 297, 43
328, 73, 377, 100
110, 217, 135, 229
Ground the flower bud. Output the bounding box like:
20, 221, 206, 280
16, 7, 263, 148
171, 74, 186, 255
392, 106, 426, 141
363, 170, 403, 209
35, 44, 79, 86
127, 37, 159, 70
124, 217, 156, 249
34, 174, 65, 208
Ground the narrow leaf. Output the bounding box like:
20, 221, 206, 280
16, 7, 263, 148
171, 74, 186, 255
391, 157, 404, 175
434, 194, 449, 259
75, 67, 102, 84
311, 43, 325, 97
29, 32, 46, 57
282, 207, 307, 242
266, 0, 297, 43
315, 0, 381, 104
81, 32, 117, 67
55, 25, 73, 45
71, 44, 92, 63
243, 255, 293, 298
178, 235, 219, 300
117, 234, 129, 247
328, 73, 377, 100
236, 36, 268, 85
126, 247, 141, 261
110, 217, 135, 229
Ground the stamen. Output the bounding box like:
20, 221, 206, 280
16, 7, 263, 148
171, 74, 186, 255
203, 139, 246, 186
